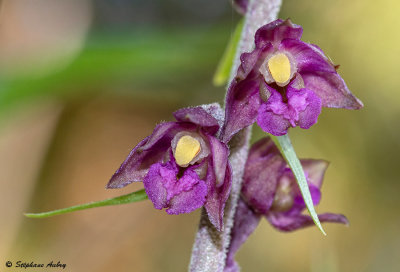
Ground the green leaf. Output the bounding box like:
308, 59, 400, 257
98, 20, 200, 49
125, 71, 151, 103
272, 134, 326, 235
213, 19, 244, 86
25, 189, 148, 218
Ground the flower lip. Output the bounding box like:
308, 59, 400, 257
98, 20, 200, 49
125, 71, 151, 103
143, 161, 208, 215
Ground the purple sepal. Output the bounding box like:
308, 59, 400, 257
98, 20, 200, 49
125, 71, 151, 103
236, 44, 273, 80
300, 159, 329, 188
139, 122, 183, 151
279, 39, 363, 109
143, 161, 207, 215
266, 212, 349, 232
302, 71, 363, 109
107, 137, 152, 188
285, 159, 329, 211
204, 161, 232, 231
255, 19, 303, 48
107, 122, 185, 189
223, 76, 261, 143
208, 134, 229, 187
280, 39, 336, 73
241, 137, 286, 213
224, 199, 261, 272
286, 177, 321, 213
173, 106, 220, 135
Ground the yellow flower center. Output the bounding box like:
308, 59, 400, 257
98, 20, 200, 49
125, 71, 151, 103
174, 135, 201, 167
267, 53, 291, 86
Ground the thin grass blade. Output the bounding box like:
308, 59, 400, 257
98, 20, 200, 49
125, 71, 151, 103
25, 189, 148, 218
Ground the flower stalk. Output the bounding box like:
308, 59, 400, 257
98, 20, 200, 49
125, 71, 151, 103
189, 1, 282, 271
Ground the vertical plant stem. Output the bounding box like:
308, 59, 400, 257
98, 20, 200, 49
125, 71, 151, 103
189, 1, 282, 271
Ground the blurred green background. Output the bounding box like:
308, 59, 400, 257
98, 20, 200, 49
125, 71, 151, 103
0, 0, 398, 271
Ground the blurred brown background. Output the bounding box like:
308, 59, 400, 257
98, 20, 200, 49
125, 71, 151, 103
0, 0, 399, 271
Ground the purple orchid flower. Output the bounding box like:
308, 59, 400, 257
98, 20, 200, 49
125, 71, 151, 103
107, 104, 231, 231
224, 137, 348, 272
222, 19, 363, 141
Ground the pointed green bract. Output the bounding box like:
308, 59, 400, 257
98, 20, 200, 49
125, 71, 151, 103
272, 134, 326, 235
25, 189, 148, 218
213, 19, 244, 86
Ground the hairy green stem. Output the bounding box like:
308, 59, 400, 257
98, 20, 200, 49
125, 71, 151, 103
189, 1, 282, 271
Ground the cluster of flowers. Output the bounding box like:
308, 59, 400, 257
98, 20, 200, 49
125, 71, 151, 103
107, 19, 362, 267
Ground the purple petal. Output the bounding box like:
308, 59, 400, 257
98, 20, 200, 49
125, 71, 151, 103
204, 162, 232, 231
266, 212, 349, 232
300, 159, 329, 189
140, 122, 184, 151
255, 19, 303, 48
280, 39, 363, 109
143, 162, 175, 210
246, 136, 279, 160
319, 213, 349, 226
292, 182, 321, 210
224, 199, 261, 272
190, 158, 208, 180
302, 71, 363, 109
144, 162, 207, 214
308, 43, 337, 67
242, 137, 286, 213
207, 135, 229, 187
107, 122, 184, 189
280, 39, 336, 73
271, 168, 322, 215
256, 86, 322, 135
107, 136, 164, 188
286, 87, 322, 129
166, 169, 207, 215
199, 103, 225, 130
256, 90, 291, 136
237, 44, 273, 80
310, 183, 322, 205
223, 76, 262, 142
173, 106, 220, 135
